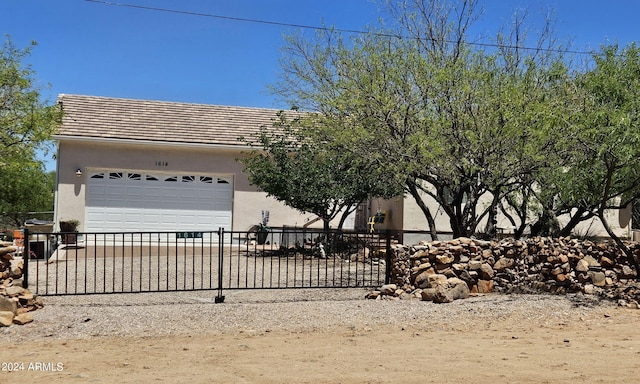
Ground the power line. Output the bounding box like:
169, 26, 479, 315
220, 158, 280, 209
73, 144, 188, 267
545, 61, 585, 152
83, 0, 367, 34
84, 0, 595, 56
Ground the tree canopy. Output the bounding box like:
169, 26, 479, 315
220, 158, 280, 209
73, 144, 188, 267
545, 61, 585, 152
556, 43, 640, 271
0, 161, 55, 227
0, 37, 60, 166
270, 0, 579, 239
240, 111, 402, 230
0, 36, 60, 227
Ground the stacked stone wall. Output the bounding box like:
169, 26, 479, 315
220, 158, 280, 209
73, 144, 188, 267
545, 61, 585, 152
370, 237, 640, 306
0, 241, 43, 326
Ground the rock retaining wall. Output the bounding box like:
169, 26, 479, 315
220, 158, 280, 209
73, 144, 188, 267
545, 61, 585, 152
0, 241, 43, 326
368, 237, 640, 307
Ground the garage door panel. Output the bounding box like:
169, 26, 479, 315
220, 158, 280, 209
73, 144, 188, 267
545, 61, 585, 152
142, 212, 161, 222
145, 187, 166, 198
105, 185, 127, 194
103, 211, 124, 222
86, 170, 233, 235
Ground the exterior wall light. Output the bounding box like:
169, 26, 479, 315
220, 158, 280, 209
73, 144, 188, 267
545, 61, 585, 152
75, 169, 82, 177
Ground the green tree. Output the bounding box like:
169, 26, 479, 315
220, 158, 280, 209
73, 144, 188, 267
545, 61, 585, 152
554, 43, 640, 272
497, 58, 583, 239
0, 36, 60, 227
241, 112, 402, 230
273, 0, 569, 239
1, 36, 60, 166
0, 161, 55, 227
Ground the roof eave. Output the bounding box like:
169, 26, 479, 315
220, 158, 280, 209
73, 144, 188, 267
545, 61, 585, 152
52, 134, 259, 151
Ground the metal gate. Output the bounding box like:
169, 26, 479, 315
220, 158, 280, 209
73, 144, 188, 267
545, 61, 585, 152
22, 228, 391, 300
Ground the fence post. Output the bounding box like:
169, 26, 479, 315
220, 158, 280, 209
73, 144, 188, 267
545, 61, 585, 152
385, 229, 392, 285
22, 228, 29, 289
215, 227, 225, 303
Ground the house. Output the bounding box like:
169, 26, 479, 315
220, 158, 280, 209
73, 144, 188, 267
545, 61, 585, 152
53, 94, 634, 242
53, 94, 337, 235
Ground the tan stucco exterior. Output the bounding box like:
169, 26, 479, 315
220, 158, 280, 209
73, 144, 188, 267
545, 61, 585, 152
54, 138, 326, 232
397, 187, 633, 240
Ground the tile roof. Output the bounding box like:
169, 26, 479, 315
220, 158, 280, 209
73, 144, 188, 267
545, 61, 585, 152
55, 94, 285, 147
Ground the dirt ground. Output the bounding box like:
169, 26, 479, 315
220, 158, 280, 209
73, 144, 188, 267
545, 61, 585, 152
2, 305, 639, 384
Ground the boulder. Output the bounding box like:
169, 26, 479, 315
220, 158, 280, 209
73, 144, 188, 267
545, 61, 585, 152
4, 286, 27, 297
0, 246, 17, 257
425, 274, 448, 288
478, 263, 494, 280
18, 291, 34, 301
600, 256, 615, 268
424, 278, 470, 303
379, 284, 397, 296
432, 285, 453, 303
10, 264, 22, 278
468, 260, 482, 270
447, 277, 470, 300
0, 296, 17, 313
0, 311, 14, 327
414, 270, 436, 289
12, 313, 33, 325
583, 255, 601, 267
477, 279, 494, 293
420, 288, 437, 301
621, 265, 636, 279
583, 284, 596, 295
435, 253, 455, 265
588, 271, 607, 287
365, 291, 380, 300
448, 245, 464, 255
493, 257, 515, 271
411, 262, 432, 275
575, 259, 590, 273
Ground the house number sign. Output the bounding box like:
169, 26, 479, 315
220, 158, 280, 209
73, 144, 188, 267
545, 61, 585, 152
155, 161, 168, 167
176, 232, 203, 239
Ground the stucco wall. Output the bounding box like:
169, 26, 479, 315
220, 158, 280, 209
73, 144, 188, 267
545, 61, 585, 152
399, 186, 632, 240
366, 196, 404, 232
55, 140, 329, 232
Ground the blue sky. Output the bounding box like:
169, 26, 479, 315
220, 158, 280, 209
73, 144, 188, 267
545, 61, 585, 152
2, 0, 639, 169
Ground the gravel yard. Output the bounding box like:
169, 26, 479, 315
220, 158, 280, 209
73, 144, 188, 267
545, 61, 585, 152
2, 290, 640, 383
0, 289, 619, 342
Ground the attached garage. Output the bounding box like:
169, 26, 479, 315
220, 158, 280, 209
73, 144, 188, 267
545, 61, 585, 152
54, 94, 317, 234
84, 169, 233, 233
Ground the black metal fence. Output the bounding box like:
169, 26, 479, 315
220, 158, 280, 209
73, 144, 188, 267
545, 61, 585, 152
21, 227, 396, 301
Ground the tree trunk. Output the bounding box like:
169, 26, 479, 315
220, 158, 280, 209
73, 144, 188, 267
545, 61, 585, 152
557, 206, 591, 237
483, 189, 502, 239
500, 191, 528, 240
597, 211, 640, 279
529, 208, 560, 237
448, 215, 465, 239
406, 181, 439, 240
449, 195, 475, 239
337, 201, 361, 230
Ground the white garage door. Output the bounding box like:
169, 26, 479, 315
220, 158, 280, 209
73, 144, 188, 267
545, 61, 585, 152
85, 170, 232, 233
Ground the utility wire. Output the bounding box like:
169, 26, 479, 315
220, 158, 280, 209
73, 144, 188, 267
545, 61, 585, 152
84, 0, 595, 56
